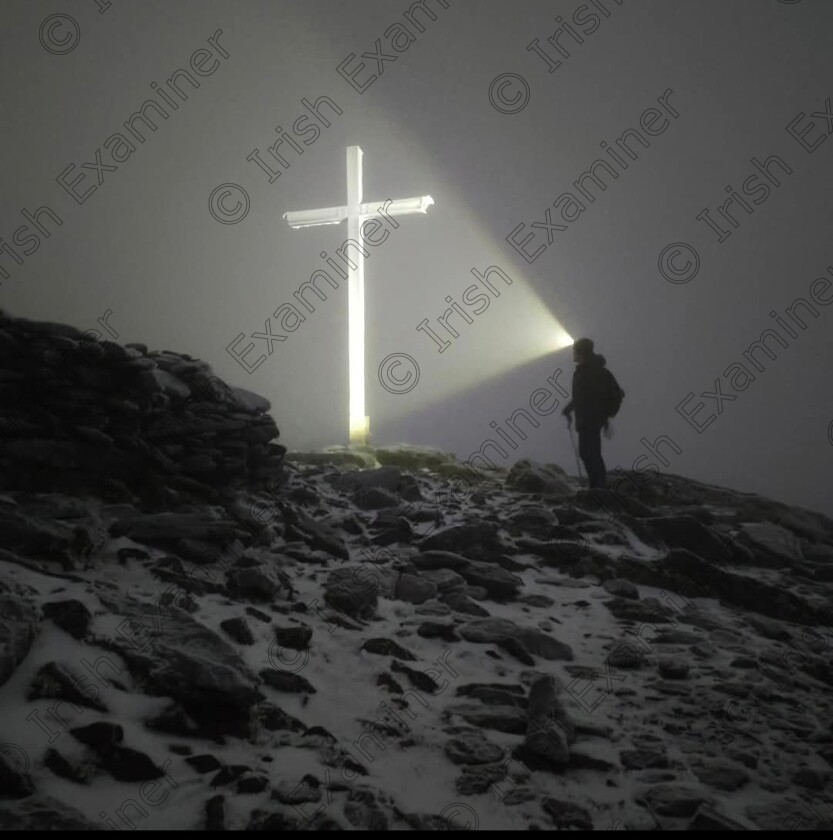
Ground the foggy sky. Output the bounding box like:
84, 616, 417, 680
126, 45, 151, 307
2, 0, 832, 517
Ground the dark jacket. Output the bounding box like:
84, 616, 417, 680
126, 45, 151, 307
565, 353, 611, 430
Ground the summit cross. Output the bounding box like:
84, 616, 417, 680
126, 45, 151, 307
284, 145, 433, 443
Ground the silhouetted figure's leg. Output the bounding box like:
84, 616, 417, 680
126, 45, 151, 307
578, 425, 606, 489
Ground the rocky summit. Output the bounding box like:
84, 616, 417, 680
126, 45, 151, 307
2, 314, 833, 830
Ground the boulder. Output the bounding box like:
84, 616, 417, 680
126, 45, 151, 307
97, 594, 259, 738
456, 561, 522, 601
0, 796, 101, 830
458, 618, 573, 661
394, 573, 438, 605
42, 599, 93, 639
444, 729, 505, 765
506, 460, 573, 498
420, 522, 501, 555
738, 521, 804, 564
0, 578, 40, 688
324, 568, 379, 620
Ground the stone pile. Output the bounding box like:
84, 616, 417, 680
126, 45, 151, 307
0, 311, 284, 507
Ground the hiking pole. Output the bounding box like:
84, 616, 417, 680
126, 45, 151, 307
567, 420, 584, 484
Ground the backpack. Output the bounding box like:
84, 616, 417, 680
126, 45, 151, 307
603, 368, 625, 419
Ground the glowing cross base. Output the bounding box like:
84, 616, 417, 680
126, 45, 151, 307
284, 146, 433, 444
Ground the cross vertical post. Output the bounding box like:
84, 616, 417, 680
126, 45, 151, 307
346, 146, 368, 444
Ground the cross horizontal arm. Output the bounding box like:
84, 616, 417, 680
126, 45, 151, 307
366, 195, 434, 218
282, 206, 348, 229
283, 195, 434, 229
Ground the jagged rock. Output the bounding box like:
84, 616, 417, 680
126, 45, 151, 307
663, 548, 819, 625
273, 777, 322, 805
506, 460, 573, 498
43, 748, 94, 784
459, 618, 573, 661
287, 514, 349, 560
658, 657, 690, 679
186, 754, 223, 773
247, 809, 304, 831
419, 568, 467, 592
42, 599, 92, 639
256, 702, 307, 733
456, 561, 522, 600
226, 567, 287, 602
739, 521, 804, 563
746, 614, 791, 641
361, 638, 417, 661
98, 594, 260, 738
238, 774, 269, 793
336, 465, 402, 493
273, 624, 312, 650
260, 669, 316, 694
456, 683, 526, 708
574, 487, 654, 518
99, 744, 166, 782
205, 795, 225, 831
603, 578, 639, 599
455, 761, 515, 796
692, 760, 750, 791
441, 591, 490, 617
516, 677, 573, 771
110, 512, 242, 544
745, 799, 827, 830
621, 749, 669, 770
793, 767, 833, 789
390, 660, 441, 693
644, 514, 732, 562
220, 617, 255, 645
343, 788, 389, 830
0, 753, 34, 799
452, 703, 527, 734
145, 703, 203, 738
0, 508, 81, 562
354, 486, 400, 510
420, 522, 501, 555
639, 783, 709, 817
211, 764, 250, 787
652, 629, 702, 645
505, 506, 559, 539
394, 573, 437, 604
688, 805, 747, 830
444, 729, 504, 765
0, 796, 101, 829
324, 567, 378, 620
606, 641, 646, 669
27, 661, 108, 712
604, 596, 673, 624
542, 798, 594, 830
411, 550, 471, 571
0, 579, 40, 687
417, 621, 460, 641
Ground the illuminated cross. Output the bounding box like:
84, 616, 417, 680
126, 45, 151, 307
284, 146, 434, 444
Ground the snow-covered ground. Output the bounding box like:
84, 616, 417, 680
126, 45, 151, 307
2, 449, 833, 830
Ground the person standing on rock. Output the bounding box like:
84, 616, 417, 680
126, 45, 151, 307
561, 338, 624, 490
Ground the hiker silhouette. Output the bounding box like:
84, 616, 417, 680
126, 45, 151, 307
562, 338, 624, 489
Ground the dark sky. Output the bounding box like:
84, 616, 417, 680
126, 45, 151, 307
2, 0, 832, 516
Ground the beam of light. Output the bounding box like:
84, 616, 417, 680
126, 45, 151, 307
273, 12, 576, 447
